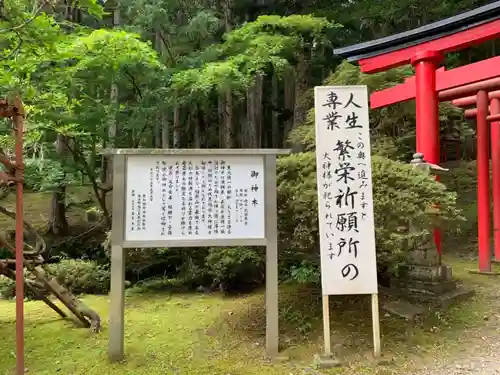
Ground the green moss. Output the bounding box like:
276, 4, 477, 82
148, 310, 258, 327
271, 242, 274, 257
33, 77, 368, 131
0, 256, 495, 375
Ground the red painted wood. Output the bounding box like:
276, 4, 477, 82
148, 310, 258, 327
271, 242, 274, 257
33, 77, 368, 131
476, 90, 492, 272
439, 77, 500, 101
490, 98, 500, 261
453, 90, 500, 107
359, 19, 500, 73
370, 56, 500, 109
413, 52, 442, 256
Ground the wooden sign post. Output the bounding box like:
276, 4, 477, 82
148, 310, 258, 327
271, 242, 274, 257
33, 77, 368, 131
314, 86, 381, 364
102, 148, 290, 363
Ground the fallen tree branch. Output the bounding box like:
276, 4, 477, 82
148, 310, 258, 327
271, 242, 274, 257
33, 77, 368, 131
0, 203, 47, 254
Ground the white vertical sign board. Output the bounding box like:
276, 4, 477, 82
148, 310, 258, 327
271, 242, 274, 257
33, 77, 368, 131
314, 85, 378, 296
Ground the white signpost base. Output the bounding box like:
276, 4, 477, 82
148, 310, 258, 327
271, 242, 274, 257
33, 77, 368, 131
319, 294, 381, 367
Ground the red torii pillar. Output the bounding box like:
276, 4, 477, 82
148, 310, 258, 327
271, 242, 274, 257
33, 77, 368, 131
440, 80, 500, 273
411, 51, 442, 255
369, 57, 500, 260
372, 68, 500, 272
454, 90, 500, 263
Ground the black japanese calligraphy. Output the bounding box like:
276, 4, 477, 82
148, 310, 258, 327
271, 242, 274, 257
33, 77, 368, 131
335, 187, 357, 209
128, 158, 264, 242
333, 140, 354, 161
335, 212, 359, 233
226, 165, 232, 234
130, 189, 136, 232
341, 263, 359, 280
316, 88, 376, 289
160, 163, 167, 236
343, 93, 362, 109
323, 91, 342, 109
335, 162, 355, 184
323, 111, 342, 130
345, 112, 362, 129
337, 237, 359, 257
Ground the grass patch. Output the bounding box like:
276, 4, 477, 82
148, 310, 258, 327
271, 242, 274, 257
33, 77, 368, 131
0, 256, 497, 375
0, 186, 94, 232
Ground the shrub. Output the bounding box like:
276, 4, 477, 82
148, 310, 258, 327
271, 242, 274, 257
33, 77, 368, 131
0, 260, 111, 299
23, 159, 82, 192
205, 247, 265, 292
46, 259, 110, 294
0, 275, 15, 299
276, 152, 464, 281
126, 277, 188, 295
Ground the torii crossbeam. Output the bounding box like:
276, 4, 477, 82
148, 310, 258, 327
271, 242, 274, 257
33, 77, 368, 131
334, 0, 500, 273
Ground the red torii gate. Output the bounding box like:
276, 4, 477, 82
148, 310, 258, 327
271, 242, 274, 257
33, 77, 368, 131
334, 1, 500, 273
453, 91, 500, 268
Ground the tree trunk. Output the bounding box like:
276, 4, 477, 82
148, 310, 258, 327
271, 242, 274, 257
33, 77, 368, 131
173, 106, 181, 148
223, 92, 234, 148
103, 5, 120, 187
155, 29, 169, 148
48, 0, 78, 235
48, 135, 68, 235
293, 52, 309, 129
218, 95, 225, 148
271, 73, 280, 148
194, 104, 207, 148
222, 0, 235, 148
245, 74, 264, 148
161, 112, 170, 148
282, 68, 295, 146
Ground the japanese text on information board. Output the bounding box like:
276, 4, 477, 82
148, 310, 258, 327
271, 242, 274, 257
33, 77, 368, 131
314, 85, 378, 295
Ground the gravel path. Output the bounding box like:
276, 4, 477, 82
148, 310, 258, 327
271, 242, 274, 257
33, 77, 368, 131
410, 347, 500, 375
408, 313, 500, 375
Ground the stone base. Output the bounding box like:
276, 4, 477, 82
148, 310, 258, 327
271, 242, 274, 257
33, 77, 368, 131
381, 286, 475, 310
382, 300, 427, 320
430, 287, 475, 308
363, 351, 393, 365
405, 264, 453, 281
269, 355, 290, 363
391, 278, 458, 295
312, 354, 342, 369
468, 269, 500, 276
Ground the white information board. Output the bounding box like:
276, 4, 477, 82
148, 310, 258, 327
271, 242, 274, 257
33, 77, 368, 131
314, 85, 378, 295
125, 155, 265, 241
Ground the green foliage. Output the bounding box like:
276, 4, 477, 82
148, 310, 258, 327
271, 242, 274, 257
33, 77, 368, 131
286, 260, 320, 285
0, 260, 110, 299
171, 15, 335, 101
46, 259, 110, 294
276, 152, 464, 279
205, 247, 265, 291
0, 0, 487, 298
0, 276, 14, 299
23, 159, 82, 191
290, 61, 473, 160
126, 277, 187, 295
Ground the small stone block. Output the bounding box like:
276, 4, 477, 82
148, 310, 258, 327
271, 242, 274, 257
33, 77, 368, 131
313, 354, 342, 369
364, 352, 393, 365
374, 357, 392, 365
491, 259, 500, 264
382, 300, 426, 320
270, 355, 289, 363
468, 269, 500, 276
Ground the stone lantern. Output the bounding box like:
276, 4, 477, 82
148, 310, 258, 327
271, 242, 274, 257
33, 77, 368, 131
383, 153, 473, 318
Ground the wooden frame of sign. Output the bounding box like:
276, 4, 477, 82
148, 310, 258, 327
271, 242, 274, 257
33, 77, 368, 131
314, 86, 381, 360
102, 148, 290, 362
